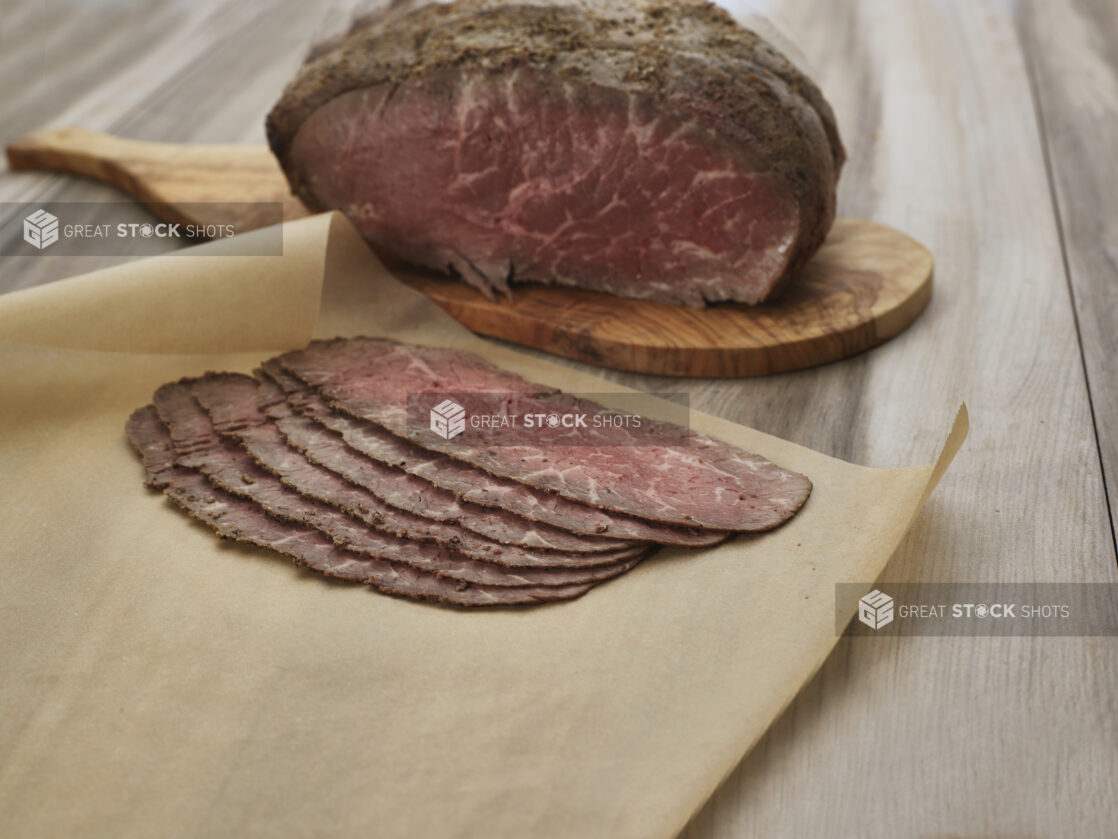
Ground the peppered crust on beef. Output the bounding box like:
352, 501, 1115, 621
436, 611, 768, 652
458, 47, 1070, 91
267, 0, 844, 306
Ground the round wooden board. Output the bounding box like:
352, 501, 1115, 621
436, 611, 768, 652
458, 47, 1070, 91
395, 218, 933, 377
7, 128, 932, 378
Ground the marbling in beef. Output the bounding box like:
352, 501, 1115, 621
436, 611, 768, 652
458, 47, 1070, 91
267, 0, 844, 306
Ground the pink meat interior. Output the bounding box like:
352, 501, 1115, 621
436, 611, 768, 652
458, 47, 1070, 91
289, 66, 799, 305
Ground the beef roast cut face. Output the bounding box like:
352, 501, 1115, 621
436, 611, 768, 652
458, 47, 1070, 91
268, 0, 845, 307
288, 67, 800, 305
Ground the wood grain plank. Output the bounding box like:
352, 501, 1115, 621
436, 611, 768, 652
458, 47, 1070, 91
674, 1, 1118, 836
0, 0, 356, 295
1021, 0, 1118, 557
0, 0, 186, 149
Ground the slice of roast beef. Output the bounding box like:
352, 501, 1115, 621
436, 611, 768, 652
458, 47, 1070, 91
151, 382, 640, 589
260, 359, 728, 547
262, 366, 637, 554
267, 0, 844, 306
126, 406, 592, 607
192, 372, 645, 571
279, 338, 811, 531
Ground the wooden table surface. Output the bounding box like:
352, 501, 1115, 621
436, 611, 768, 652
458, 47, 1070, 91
2, 0, 1115, 836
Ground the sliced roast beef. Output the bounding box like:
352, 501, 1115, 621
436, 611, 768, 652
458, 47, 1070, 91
126, 406, 592, 607
267, 0, 844, 306
260, 360, 728, 547
126, 336, 812, 606
279, 338, 812, 531
151, 382, 640, 589
260, 367, 635, 554
191, 372, 644, 571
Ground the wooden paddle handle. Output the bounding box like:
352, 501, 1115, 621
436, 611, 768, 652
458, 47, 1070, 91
7, 126, 145, 182
5, 126, 308, 228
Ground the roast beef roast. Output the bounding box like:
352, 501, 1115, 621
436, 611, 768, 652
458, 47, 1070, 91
279, 338, 812, 531
267, 0, 844, 306
127, 336, 810, 607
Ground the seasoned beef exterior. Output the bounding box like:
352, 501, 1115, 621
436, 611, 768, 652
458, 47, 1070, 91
267, 0, 845, 306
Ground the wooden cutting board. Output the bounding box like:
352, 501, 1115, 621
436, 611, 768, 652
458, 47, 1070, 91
6, 127, 933, 377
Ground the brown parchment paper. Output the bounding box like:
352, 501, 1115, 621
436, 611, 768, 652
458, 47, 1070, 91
0, 213, 965, 839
